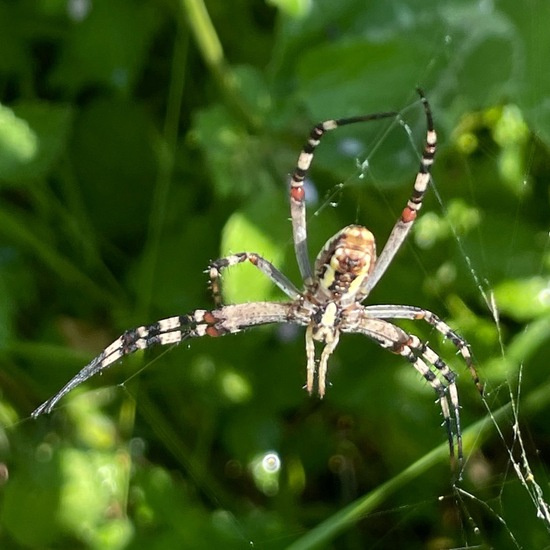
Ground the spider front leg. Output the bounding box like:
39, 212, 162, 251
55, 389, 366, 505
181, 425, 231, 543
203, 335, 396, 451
364, 304, 483, 396
347, 316, 463, 467
406, 336, 463, 467
31, 310, 217, 417
208, 252, 300, 307
391, 334, 463, 468
32, 302, 295, 417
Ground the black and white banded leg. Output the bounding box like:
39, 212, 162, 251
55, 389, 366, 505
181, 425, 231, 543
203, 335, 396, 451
364, 304, 483, 396
360, 90, 437, 298
209, 252, 300, 306
348, 317, 463, 466
31, 302, 296, 417
289, 110, 398, 286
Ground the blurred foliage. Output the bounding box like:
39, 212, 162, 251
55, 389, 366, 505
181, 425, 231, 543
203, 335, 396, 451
1, 0, 550, 548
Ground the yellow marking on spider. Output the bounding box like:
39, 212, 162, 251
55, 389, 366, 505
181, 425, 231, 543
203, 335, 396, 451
319, 302, 338, 329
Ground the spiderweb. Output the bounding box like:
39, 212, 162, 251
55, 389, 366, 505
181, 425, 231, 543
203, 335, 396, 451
279, 94, 550, 549
4, 2, 550, 549
13, 58, 550, 550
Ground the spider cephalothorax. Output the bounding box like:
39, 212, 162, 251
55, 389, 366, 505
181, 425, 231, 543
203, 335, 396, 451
32, 90, 482, 468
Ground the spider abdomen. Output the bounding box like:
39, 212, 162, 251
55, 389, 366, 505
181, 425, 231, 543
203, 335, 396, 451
313, 224, 376, 303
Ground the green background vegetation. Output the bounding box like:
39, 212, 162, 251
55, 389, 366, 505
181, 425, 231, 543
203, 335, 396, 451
1, 0, 550, 548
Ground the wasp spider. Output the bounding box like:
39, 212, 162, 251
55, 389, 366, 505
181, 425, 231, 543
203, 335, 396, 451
33, 90, 482, 467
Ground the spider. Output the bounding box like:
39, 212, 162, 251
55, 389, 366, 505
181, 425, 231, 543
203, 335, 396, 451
32, 90, 482, 467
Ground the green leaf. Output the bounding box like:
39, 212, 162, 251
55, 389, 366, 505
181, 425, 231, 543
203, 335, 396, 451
220, 191, 288, 303
267, 0, 312, 18
493, 277, 550, 321
0, 104, 38, 181
193, 104, 270, 197
0, 102, 72, 183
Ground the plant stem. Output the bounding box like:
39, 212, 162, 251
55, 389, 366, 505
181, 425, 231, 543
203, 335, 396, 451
179, 0, 262, 132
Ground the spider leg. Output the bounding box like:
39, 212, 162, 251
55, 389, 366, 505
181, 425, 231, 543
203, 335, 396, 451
407, 335, 463, 468
361, 90, 436, 298
209, 252, 300, 306
364, 304, 483, 395
343, 316, 461, 466
404, 337, 463, 468
290, 111, 397, 287
32, 302, 295, 417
